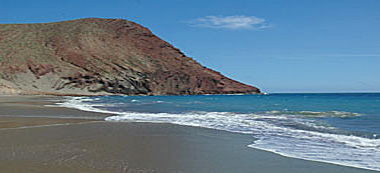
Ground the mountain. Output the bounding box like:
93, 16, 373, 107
0, 18, 260, 95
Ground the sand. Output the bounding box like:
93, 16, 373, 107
0, 96, 377, 173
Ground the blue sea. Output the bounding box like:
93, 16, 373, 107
58, 93, 380, 171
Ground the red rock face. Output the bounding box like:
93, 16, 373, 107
0, 18, 260, 95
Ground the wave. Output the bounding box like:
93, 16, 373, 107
58, 96, 380, 171
265, 110, 362, 118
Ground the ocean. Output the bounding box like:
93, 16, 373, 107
58, 93, 380, 171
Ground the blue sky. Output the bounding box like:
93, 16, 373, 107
1, 0, 379, 93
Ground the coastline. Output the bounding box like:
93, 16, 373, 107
0, 96, 377, 172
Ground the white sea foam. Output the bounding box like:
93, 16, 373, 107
59, 96, 380, 171
55, 97, 123, 115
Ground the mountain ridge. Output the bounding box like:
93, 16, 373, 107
0, 18, 260, 96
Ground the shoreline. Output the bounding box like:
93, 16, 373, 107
0, 95, 377, 172
248, 144, 379, 172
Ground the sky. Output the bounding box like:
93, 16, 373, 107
1, 0, 379, 93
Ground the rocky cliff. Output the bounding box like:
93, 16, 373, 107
0, 18, 260, 95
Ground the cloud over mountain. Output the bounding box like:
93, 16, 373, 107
188, 15, 269, 30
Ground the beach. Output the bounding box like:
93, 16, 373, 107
0, 96, 376, 173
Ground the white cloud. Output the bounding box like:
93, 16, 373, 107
188, 15, 269, 30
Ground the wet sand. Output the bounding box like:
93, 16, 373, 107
0, 96, 377, 173
0, 116, 90, 129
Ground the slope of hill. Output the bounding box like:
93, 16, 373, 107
0, 18, 260, 95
